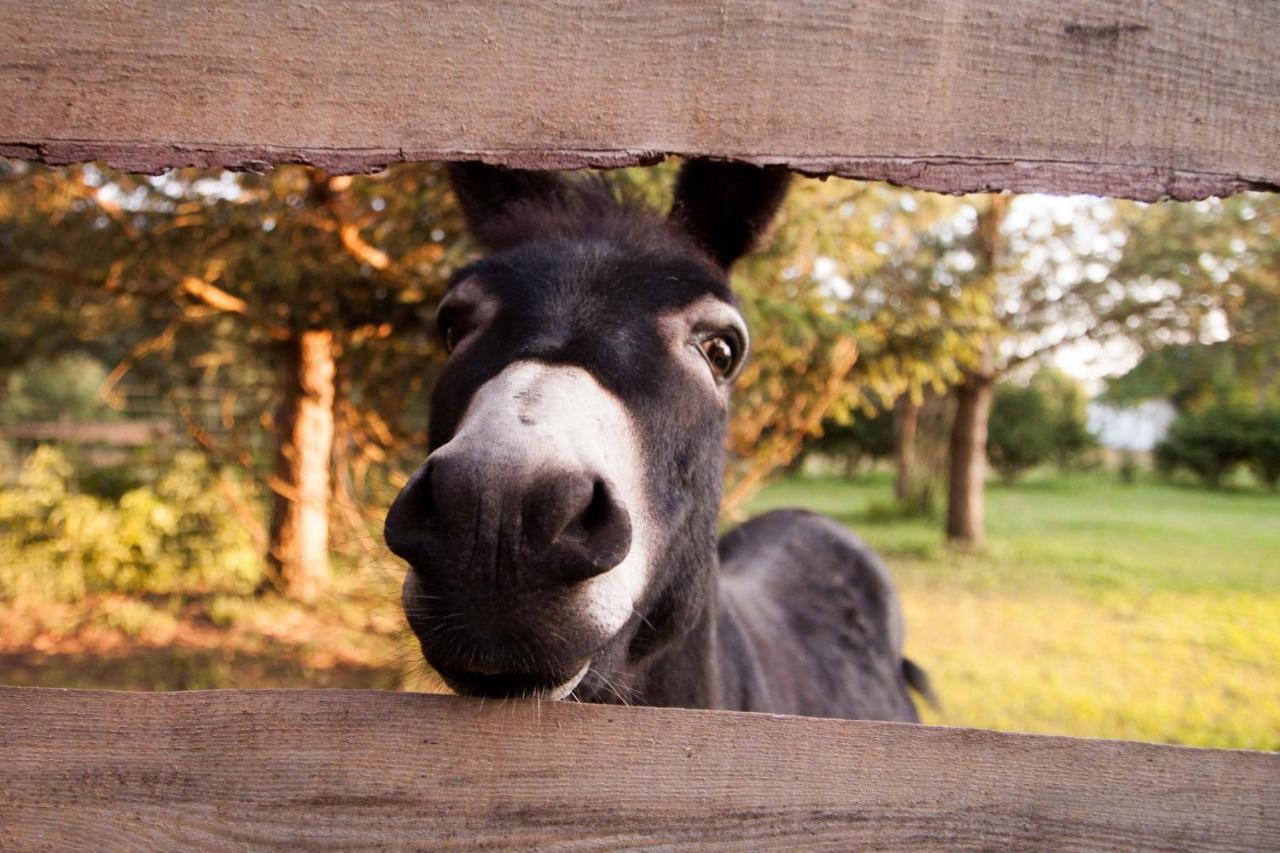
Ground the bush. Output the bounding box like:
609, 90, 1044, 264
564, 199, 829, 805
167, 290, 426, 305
811, 407, 895, 476
1154, 406, 1277, 488
1032, 369, 1097, 471
1246, 409, 1280, 490
0, 354, 120, 424
0, 447, 263, 600
988, 371, 1096, 483
987, 384, 1054, 482
1117, 452, 1139, 485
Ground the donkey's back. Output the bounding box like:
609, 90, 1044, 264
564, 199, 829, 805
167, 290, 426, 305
717, 509, 923, 722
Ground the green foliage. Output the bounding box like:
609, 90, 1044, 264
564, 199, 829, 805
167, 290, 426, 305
0, 161, 468, 475
0, 353, 118, 424
1033, 370, 1096, 470
0, 447, 261, 600
1105, 343, 1280, 412
1248, 409, 1280, 490
987, 371, 1095, 482
1154, 405, 1280, 488
1117, 452, 1139, 485
810, 408, 895, 475
1105, 194, 1280, 415
77, 463, 146, 501
987, 383, 1055, 482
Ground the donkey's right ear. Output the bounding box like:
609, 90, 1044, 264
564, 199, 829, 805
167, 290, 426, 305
668, 159, 791, 270
446, 162, 573, 251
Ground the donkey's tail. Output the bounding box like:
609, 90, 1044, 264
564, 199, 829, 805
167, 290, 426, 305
902, 657, 940, 710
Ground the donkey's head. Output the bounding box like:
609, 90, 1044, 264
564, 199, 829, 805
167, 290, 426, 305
385, 160, 788, 700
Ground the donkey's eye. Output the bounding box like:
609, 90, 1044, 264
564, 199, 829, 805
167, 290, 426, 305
438, 311, 469, 354
700, 335, 739, 378
442, 322, 461, 353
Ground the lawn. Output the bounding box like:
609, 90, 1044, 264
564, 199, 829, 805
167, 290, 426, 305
748, 471, 1280, 750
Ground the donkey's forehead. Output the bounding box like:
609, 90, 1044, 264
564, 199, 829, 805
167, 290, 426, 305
450, 238, 737, 315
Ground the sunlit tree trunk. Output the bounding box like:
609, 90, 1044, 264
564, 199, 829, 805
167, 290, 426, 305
268, 329, 336, 601
893, 394, 920, 504
946, 364, 994, 546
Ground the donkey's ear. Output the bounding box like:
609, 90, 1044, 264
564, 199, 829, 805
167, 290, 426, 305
668, 160, 791, 269
447, 162, 575, 251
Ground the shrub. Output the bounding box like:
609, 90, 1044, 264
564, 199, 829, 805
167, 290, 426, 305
987, 383, 1055, 482
1031, 369, 1097, 471
987, 371, 1095, 483
1246, 409, 1280, 490
0, 354, 120, 424
0, 446, 263, 600
1117, 452, 1139, 485
811, 408, 895, 476
1154, 406, 1267, 488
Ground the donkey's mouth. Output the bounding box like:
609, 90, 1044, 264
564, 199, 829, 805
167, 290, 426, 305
434, 659, 590, 700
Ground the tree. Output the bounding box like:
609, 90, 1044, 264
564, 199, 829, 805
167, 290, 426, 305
984, 371, 1093, 483
924, 189, 1264, 545
724, 178, 989, 512
1105, 194, 1280, 413
1156, 405, 1280, 490
945, 196, 1008, 545
1, 162, 469, 599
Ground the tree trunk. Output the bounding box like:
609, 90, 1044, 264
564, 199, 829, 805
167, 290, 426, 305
893, 395, 920, 504
946, 372, 994, 547
268, 330, 336, 601
945, 194, 1010, 548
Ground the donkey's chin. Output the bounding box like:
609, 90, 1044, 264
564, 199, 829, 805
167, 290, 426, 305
433, 659, 590, 700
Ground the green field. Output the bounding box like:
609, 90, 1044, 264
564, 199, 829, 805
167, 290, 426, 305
748, 472, 1280, 750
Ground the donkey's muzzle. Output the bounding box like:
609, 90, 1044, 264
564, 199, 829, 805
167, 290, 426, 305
384, 452, 632, 586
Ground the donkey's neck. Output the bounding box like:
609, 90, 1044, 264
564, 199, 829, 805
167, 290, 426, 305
624, 585, 720, 709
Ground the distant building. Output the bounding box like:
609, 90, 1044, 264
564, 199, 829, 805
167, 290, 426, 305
1086, 399, 1177, 452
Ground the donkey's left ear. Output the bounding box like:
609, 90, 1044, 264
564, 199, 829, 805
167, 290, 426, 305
668, 160, 791, 270
446, 161, 576, 251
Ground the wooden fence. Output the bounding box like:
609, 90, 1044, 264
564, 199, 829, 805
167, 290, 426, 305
0, 420, 174, 446
1, 688, 1276, 849
2, 1, 1277, 200
2, 0, 1278, 848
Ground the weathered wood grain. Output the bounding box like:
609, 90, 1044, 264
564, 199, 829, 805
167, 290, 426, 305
0, 687, 1275, 850
1, 1, 1277, 200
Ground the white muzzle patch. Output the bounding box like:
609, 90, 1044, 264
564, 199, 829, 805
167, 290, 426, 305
428, 360, 654, 689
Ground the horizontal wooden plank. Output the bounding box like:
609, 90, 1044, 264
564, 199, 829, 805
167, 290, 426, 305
1, 1, 1277, 200
0, 687, 1275, 849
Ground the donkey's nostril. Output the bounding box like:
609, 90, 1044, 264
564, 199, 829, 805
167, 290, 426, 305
525, 472, 631, 581
571, 478, 627, 548
410, 459, 438, 523
556, 475, 632, 581
525, 471, 591, 547
384, 458, 442, 563
579, 478, 615, 535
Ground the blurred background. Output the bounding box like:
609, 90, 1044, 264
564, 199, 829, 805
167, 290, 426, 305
0, 159, 1276, 750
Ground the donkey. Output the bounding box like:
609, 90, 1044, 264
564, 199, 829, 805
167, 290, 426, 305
384, 160, 928, 721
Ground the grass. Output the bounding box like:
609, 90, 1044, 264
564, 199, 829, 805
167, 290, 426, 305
0, 571, 439, 694
748, 471, 1280, 750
